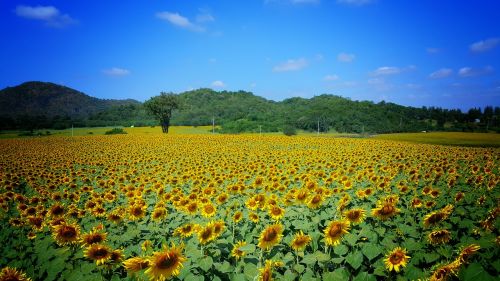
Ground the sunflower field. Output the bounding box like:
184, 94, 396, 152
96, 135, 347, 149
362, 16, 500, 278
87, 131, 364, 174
0, 134, 499, 281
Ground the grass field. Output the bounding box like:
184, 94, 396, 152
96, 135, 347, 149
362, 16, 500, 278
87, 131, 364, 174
374, 132, 500, 147
0, 132, 498, 281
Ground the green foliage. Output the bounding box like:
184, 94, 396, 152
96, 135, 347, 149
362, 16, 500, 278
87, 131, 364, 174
283, 125, 297, 136
144, 92, 180, 133
104, 128, 127, 135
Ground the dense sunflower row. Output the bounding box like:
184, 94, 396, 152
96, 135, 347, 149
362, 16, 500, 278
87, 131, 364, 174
0, 134, 499, 281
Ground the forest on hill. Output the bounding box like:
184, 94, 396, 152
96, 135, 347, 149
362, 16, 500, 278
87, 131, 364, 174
1, 82, 498, 134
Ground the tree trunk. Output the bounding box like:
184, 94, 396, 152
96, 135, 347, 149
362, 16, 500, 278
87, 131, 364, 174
161, 118, 170, 133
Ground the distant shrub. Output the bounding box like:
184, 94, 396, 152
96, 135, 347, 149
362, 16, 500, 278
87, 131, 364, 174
88, 132, 93, 135
105, 128, 127, 135
283, 125, 297, 136
18, 131, 35, 137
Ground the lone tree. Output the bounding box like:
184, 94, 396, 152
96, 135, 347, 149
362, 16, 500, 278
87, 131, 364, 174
144, 92, 180, 133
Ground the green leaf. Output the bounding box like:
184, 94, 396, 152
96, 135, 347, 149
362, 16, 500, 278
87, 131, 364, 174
346, 251, 364, 270
461, 263, 496, 281
323, 268, 349, 281
218, 261, 233, 273
244, 263, 259, 280
302, 269, 317, 281
239, 243, 256, 252
344, 233, 358, 246
283, 269, 296, 281
353, 272, 376, 281
184, 273, 205, 281
424, 253, 440, 263
361, 244, 382, 261
403, 238, 422, 251
405, 265, 424, 280
302, 254, 317, 265
293, 263, 305, 273
314, 251, 330, 262
334, 244, 349, 256
199, 256, 213, 272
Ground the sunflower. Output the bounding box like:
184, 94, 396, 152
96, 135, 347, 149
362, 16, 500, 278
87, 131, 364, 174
429, 261, 460, 281
384, 247, 410, 272
231, 240, 247, 260
185, 201, 198, 214
142, 240, 153, 252
233, 211, 243, 223
268, 205, 285, 220
411, 198, 423, 208
295, 189, 309, 204
108, 210, 124, 223
428, 229, 451, 245
197, 224, 216, 245
211, 220, 225, 236
249, 212, 260, 223
323, 220, 350, 246
128, 204, 146, 220
84, 244, 112, 265
201, 203, 217, 218
52, 222, 80, 246
456, 244, 480, 265
372, 203, 399, 220
307, 194, 323, 209
123, 256, 150, 273
290, 231, 311, 251
0, 266, 31, 281
423, 205, 453, 228
80, 230, 107, 247
174, 223, 195, 238
344, 208, 366, 224
258, 260, 273, 281
145, 243, 186, 281
258, 224, 283, 251
151, 207, 167, 221
109, 249, 124, 264
49, 203, 65, 217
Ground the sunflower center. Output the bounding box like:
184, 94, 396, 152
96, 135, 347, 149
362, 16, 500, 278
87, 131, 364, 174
201, 228, 212, 240
389, 252, 404, 264
272, 207, 281, 215
62, 227, 77, 238
93, 248, 109, 259
132, 207, 143, 216
380, 205, 395, 215
88, 234, 104, 244
264, 228, 277, 241
311, 195, 321, 204
158, 254, 177, 269
428, 213, 444, 224
347, 211, 360, 220
329, 224, 341, 237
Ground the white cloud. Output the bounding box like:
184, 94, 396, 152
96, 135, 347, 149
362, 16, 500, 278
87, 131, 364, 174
196, 10, 215, 23
371, 66, 401, 76
458, 66, 494, 77
15, 5, 76, 27
211, 80, 225, 88
337, 52, 355, 62
324, 74, 339, 81
429, 68, 453, 79
273, 58, 308, 72
156, 12, 204, 32
371, 65, 415, 76
367, 78, 383, 84
103, 67, 130, 77
337, 0, 374, 6
470, 38, 500, 53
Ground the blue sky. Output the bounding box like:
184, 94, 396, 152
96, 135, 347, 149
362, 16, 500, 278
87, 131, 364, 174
1, 0, 499, 110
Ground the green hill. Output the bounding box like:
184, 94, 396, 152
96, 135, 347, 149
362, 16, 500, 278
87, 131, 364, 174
0, 81, 498, 133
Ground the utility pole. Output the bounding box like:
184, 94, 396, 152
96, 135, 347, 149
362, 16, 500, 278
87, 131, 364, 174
71, 124, 74, 137
317, 119, 320, 135
259, 125, 262, 136
212, 115, 215, 134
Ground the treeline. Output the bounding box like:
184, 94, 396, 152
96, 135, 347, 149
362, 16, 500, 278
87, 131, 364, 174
0, 82, 499, 134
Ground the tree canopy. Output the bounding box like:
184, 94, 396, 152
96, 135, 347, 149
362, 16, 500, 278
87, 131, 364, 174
144, 92, 180, 133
